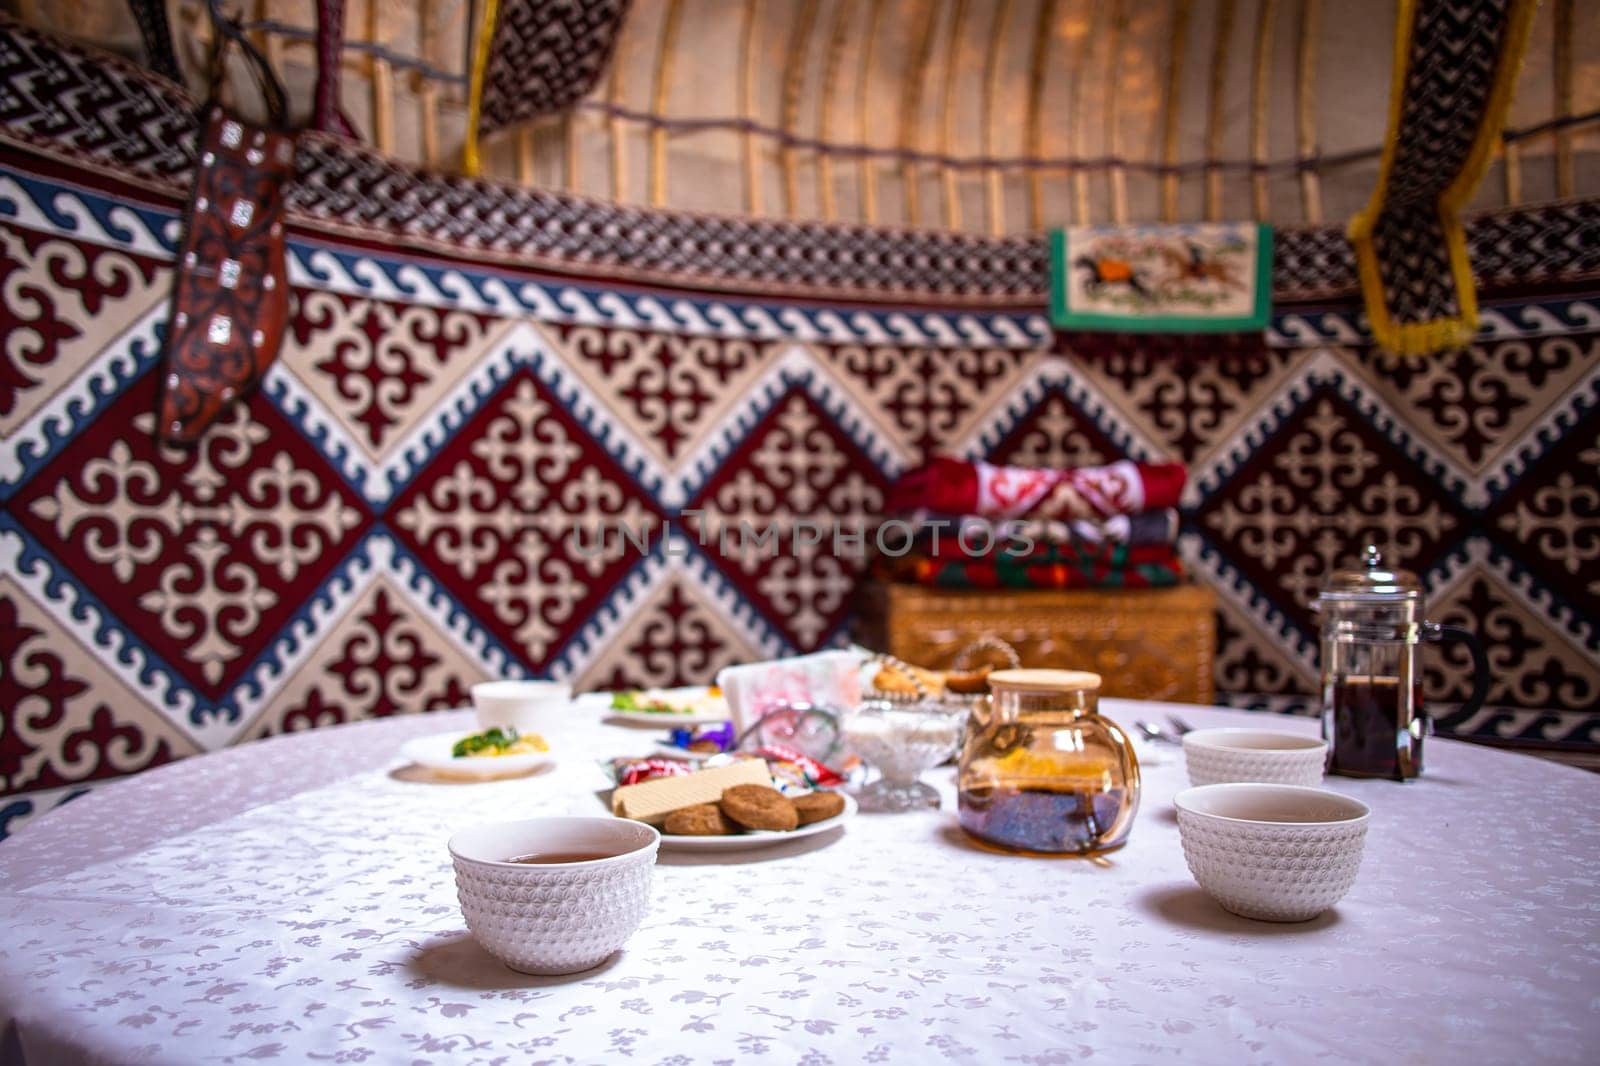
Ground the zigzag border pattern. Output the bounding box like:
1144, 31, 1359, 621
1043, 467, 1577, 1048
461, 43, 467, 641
545, 533, 793, 681
6, 164, 1599, 378
1191, 350, 1483, 507
0, 518, 200, 737
1479, 362, 1600, 502
1427, 534, 1598, 653
0, 303, 166, 496
964, 357, 1165, 465
1180, 526, 1321, 665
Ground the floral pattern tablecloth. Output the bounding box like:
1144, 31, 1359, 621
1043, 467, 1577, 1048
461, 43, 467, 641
0, 703, 1596, 1065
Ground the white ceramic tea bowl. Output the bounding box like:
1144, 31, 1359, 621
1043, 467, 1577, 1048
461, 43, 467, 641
449, 816, 660, 975
1182, 728, 1328, 787
1174, 783, 1370, 922
472, 680, 572, 735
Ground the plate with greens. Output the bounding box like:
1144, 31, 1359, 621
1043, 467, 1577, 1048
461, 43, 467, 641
400, 727, 554, 779
604, 686, 731, 726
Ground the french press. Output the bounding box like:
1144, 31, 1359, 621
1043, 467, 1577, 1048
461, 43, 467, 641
1314, 546, 1489, 780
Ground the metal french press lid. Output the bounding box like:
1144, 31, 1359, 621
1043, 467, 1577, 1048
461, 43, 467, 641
1318, 545, 1422, 603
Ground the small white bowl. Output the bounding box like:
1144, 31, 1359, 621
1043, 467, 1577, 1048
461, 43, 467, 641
1174, 783, 1370, 922
1182, 728, 1327, 787
472, 680, 572, 734
449, 817, 659, 974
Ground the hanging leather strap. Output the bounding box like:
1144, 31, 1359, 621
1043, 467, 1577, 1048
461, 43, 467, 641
154, 1, 296, 444
125, 0, 182, 82
312, 0, 358, 137
205, 0, 288, 128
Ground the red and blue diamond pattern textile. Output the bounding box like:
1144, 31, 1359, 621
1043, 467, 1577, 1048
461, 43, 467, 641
0, 25, 1596, 838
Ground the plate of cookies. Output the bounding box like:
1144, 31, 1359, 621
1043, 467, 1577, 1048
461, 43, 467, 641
610, 758, 856, 851
658, 788, 857, 851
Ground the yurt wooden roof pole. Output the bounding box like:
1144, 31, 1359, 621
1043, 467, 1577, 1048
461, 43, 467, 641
817, 0, 854, 220
418, 0, 440, 166
982, 0, 1015, 235
1295, 0, 1323, 223
857, 0, 888, 223
1203, 0, 1235, 220
608, 25, 630, 201
1160, 0, 1192, 221
254, 0, 282, 87
740, 0, 763, 215
368, 0, 395, 155
565, 109, 581, 190
1249, 0, 1279, 219
1103, 0, 1128, 224
1554, 0, 1574, 197
780, 0, 821, 218
1025, 0, 1059, 230
1068, 0, 1102, 225
648, 0, 684, 206
940, 0, 972, 230
900, 0, 941, 227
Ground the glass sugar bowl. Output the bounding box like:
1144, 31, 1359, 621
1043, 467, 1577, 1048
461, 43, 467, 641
957, 669, 1141, 855
842, 699, 968, 812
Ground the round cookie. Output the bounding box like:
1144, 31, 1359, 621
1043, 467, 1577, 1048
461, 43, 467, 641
791, 790, 846, 826
663, 803, 737, 836
719, 784, 798, 831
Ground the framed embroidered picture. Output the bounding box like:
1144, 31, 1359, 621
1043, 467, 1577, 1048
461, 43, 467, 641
1049, 223, 1273, 333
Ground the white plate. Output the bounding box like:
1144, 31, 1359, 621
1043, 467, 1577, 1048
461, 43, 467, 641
656, 792, 857, 852
608, 708, 731, 726
399, 732, 554, 779
600, 686, 731, 726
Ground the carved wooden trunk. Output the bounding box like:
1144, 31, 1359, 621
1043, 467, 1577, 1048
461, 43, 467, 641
855, 583, 1217, 705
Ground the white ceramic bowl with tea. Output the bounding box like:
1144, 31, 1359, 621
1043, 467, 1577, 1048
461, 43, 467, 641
449, 816, 659, 974
1182, 728, 1328, 787
1174, 783, 1370, 922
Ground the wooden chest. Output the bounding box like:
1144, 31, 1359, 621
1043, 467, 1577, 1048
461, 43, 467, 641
855, 582, 1217, 705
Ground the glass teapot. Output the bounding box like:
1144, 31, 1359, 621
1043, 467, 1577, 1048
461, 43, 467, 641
1315, 545, 1489, 780
956, 669, 1140, 855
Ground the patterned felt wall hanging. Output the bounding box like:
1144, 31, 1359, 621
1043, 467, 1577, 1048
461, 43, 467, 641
1049, 224, 1273, 333
464, 0, 632, 175
1347, 0, 1538, 357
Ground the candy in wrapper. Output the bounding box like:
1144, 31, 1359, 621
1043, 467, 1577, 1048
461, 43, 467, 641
613, 757, 696, 787
751, 744, 846, 790
668, 721, 736, 754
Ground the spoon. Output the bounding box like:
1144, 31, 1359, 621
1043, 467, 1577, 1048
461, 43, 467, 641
1135, 721, 1181, 745
1166, 714, 1196, 736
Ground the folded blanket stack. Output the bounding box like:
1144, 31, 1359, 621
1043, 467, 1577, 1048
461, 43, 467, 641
873, 457, 1187, 591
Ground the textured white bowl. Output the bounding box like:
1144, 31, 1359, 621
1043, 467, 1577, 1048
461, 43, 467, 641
1183, 728, 1327, 787
472, 680, 572, 734
449, 817, 659, 975
1174, 783, 1370, 922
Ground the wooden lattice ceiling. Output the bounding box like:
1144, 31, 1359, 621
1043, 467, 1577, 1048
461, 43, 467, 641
14, 0, 1598, 233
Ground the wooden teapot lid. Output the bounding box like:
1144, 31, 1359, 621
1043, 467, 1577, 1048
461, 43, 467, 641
988, 669, 1102, 693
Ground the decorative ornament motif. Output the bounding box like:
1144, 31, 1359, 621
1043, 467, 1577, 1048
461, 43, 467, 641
1347, 0, 1539, 356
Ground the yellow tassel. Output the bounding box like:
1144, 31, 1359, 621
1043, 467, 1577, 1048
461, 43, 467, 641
462, 0, 502, 177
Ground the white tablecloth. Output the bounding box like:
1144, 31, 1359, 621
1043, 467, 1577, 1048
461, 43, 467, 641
0, 702, 1595, 1065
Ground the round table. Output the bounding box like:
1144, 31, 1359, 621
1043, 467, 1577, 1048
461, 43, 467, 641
0, 702, 1595, 1064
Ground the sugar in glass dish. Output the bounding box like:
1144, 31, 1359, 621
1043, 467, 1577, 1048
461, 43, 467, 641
842, 699, 968, 812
